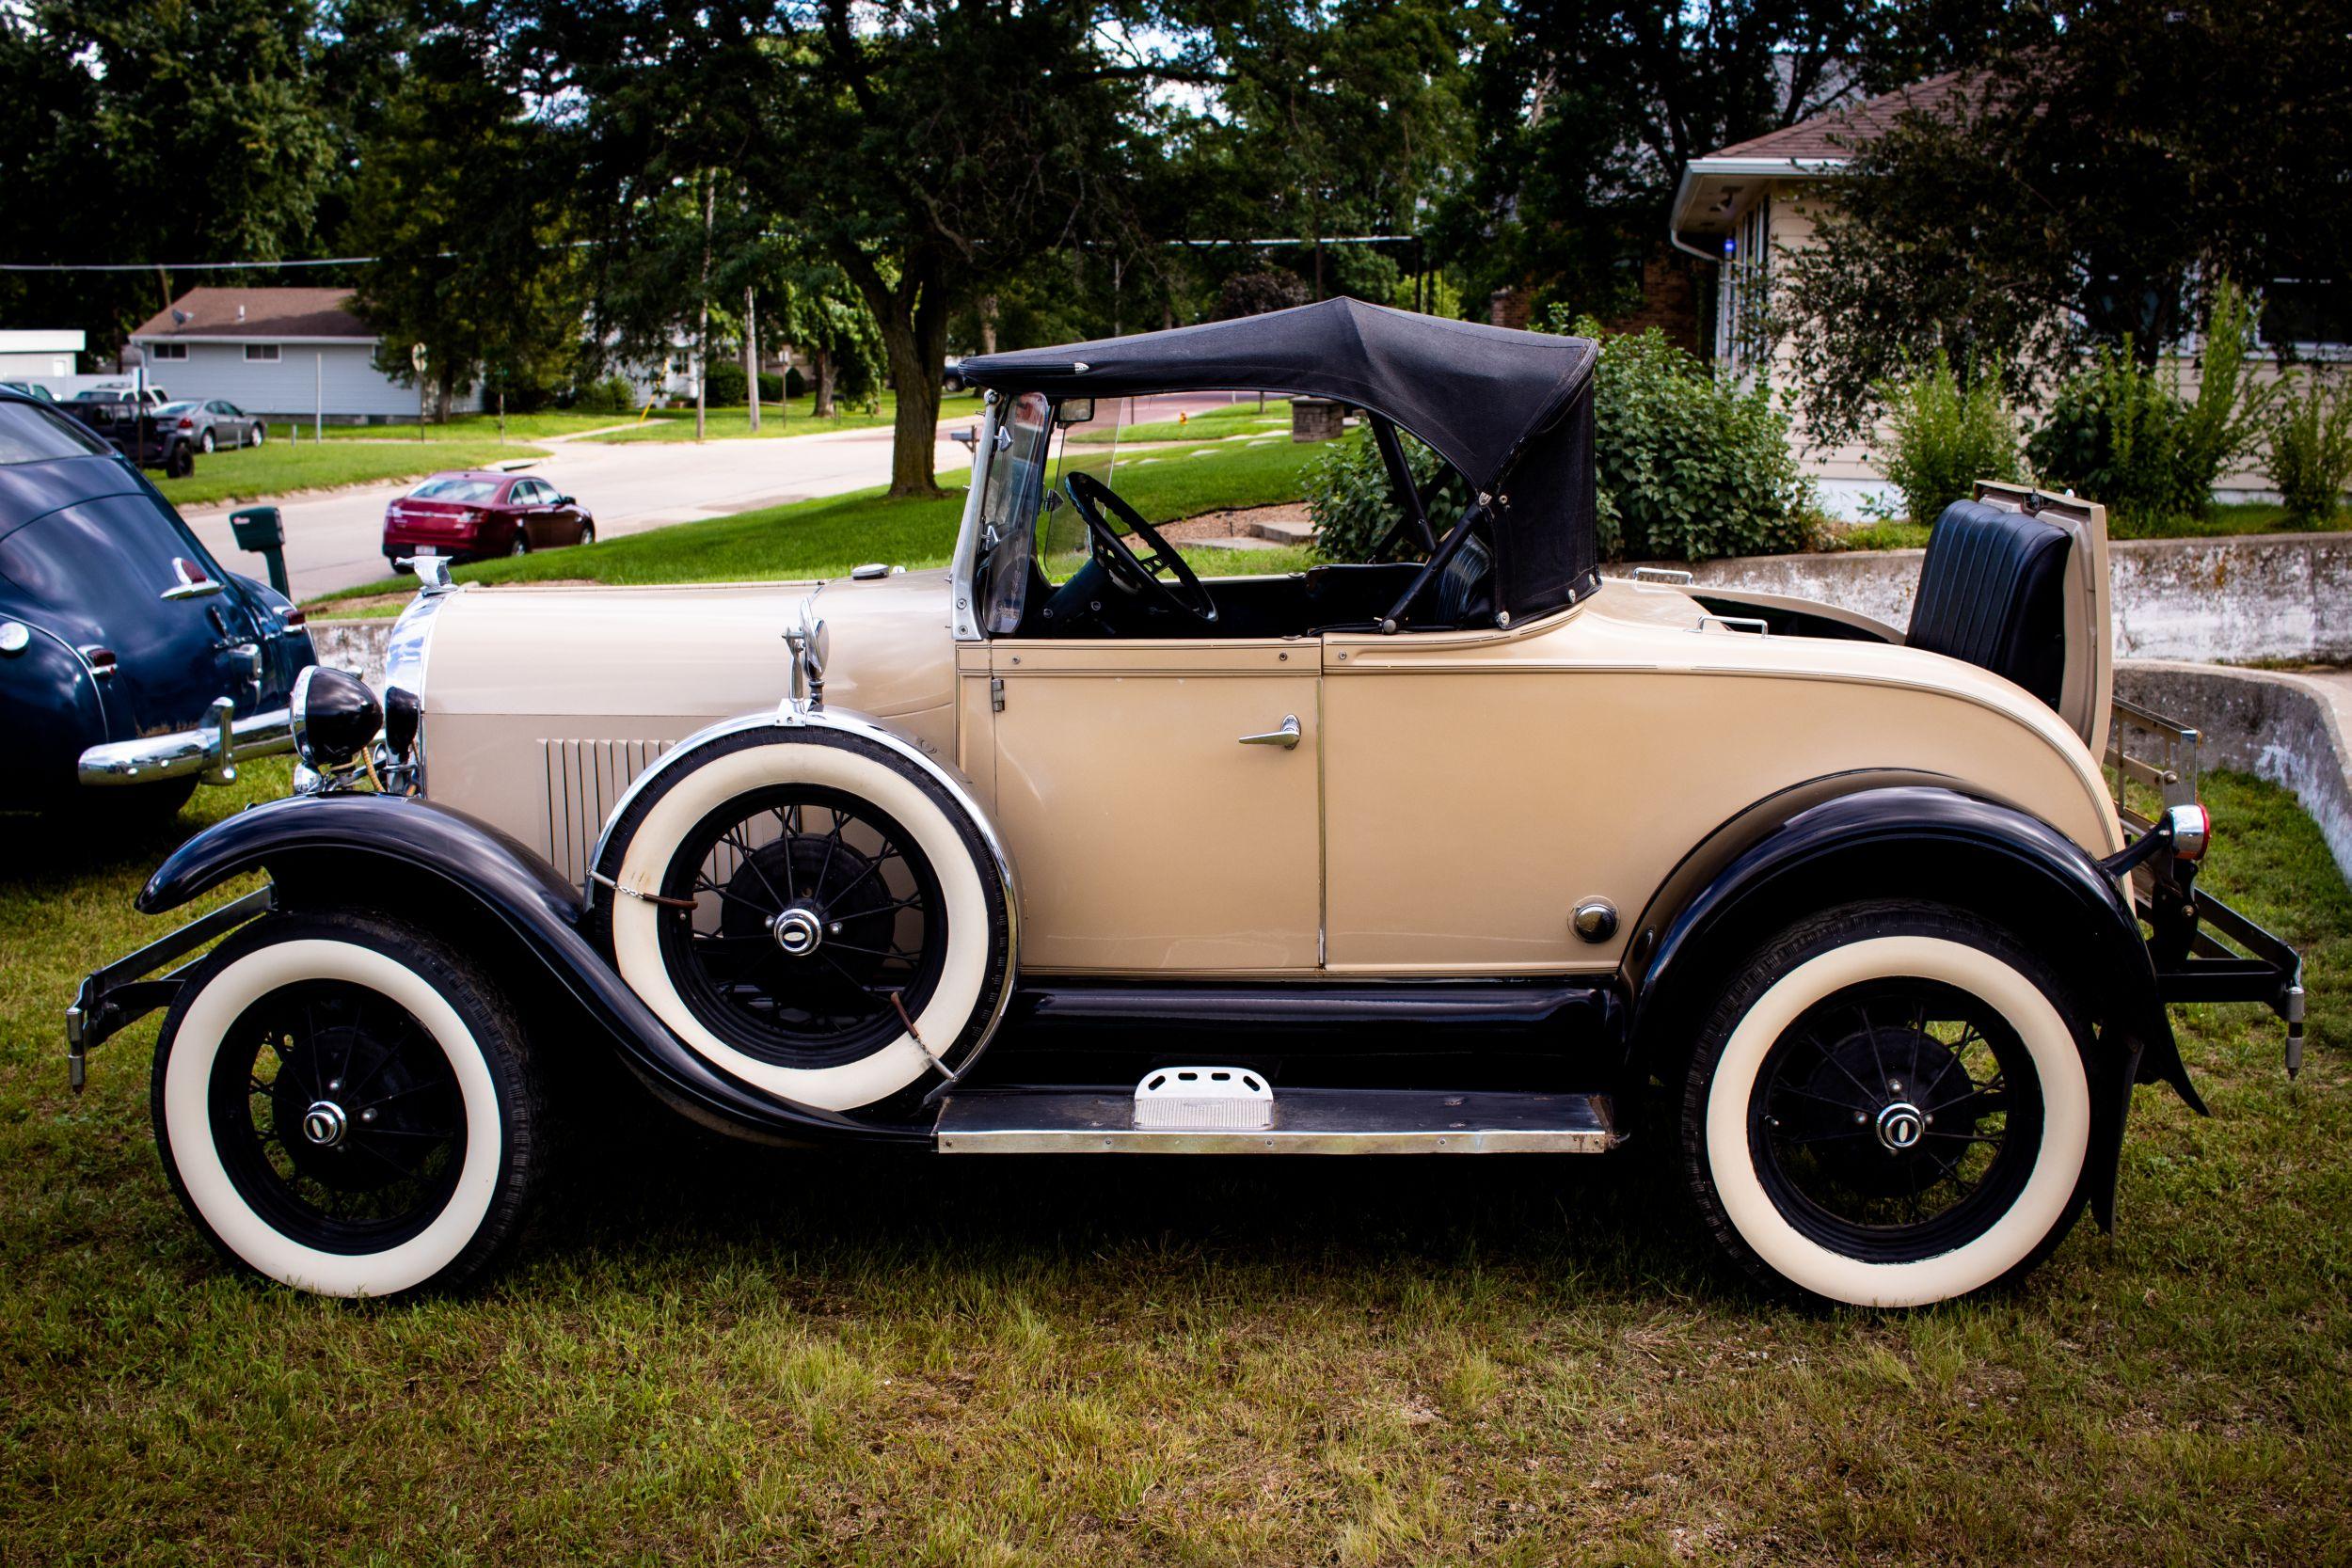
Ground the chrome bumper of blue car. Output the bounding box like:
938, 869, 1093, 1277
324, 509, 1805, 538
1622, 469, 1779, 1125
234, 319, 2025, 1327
77, 697, 294, 787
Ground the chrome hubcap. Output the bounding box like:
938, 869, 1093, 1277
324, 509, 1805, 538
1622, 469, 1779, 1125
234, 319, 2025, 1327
301, 1101, 349, 1148
1874, 1101, 1925, 1152
771, 905, 825, 958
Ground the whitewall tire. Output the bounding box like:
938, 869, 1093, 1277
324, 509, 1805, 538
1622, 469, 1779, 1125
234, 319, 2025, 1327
1677, 902, 2093, 1307
597, 727, 1013, 1115
151, 911, 545, 1299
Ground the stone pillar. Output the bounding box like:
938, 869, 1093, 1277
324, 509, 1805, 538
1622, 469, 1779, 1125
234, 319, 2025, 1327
1291, 397, 1344, 442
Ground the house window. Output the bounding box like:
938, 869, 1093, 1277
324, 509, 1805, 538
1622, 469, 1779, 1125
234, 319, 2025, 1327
2260, 278, 2349, 355
148, 341, 187, 361
1716, 197, 1772, 378
245, 343, 280, 363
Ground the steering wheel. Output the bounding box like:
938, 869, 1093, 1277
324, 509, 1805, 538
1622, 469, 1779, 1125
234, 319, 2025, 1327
1062, 471, 1217, 626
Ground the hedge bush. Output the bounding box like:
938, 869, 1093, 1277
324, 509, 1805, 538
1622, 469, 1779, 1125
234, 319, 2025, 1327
2265, 372, 2352, 527
703, 358, 748, 406
568, 374, 636, 415
1305, 426, 1468, 563
2025, 279, 2273, 532
1869, 351, 2021, 525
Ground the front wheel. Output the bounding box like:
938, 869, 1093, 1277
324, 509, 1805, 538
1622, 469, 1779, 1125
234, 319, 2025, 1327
1677, 902, 2093, 1307
151, 910, 546, 1299
577, 518, 595, 546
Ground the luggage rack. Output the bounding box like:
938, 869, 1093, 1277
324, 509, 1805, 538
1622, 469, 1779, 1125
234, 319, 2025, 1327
2106, 699, 2306, 1074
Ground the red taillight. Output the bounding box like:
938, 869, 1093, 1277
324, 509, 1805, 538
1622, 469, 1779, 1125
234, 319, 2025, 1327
176, 418, 194, 430
80, 644, 117, 674
283, 609, 307, 627
2167, 802, 2211, 861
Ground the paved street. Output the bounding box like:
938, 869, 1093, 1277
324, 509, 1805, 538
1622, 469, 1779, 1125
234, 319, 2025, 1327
178, 419, 976, 600
178, 390, 1247, 600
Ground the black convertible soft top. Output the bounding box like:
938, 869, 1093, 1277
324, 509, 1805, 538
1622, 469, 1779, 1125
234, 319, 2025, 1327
957, 297, 1603, 621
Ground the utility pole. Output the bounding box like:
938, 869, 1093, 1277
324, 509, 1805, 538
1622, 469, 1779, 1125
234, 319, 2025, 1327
694, 174, 715, 443
745, 285, 760, 434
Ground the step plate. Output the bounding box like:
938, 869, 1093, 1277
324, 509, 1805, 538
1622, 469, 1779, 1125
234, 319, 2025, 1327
935, 1088, 1621, 1155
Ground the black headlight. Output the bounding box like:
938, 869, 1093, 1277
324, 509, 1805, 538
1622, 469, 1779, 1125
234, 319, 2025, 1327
290, 666, 383, 768
382, 684, 421, 758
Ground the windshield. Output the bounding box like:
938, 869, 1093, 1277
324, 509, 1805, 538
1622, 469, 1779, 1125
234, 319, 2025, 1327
0, 401, 113, 465
409, 477, 503, 503
976, 392, 1060, 636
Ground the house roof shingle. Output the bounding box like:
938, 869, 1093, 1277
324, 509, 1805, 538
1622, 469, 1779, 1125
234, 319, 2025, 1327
1704, 70, 1974, 164
131, 287, 373, 341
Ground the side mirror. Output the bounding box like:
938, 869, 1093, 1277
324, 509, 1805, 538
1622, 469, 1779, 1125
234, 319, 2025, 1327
551, 495, 574, 507
1055, 398, 1094, 427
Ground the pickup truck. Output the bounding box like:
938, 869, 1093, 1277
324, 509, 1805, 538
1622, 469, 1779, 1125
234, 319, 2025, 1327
56, 397, 198, 479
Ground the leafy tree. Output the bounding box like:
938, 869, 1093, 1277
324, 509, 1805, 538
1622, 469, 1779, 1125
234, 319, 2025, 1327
0, 0, 338, 356
1777, 0, 2350, 444
1436, 0, 1883, 324
347, 28, 584, 417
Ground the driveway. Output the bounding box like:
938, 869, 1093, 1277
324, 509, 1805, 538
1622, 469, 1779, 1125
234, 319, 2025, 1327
179, 420, 973, 601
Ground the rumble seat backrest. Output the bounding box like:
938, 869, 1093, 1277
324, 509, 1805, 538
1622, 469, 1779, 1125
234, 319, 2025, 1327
1906, 499, 2072, 710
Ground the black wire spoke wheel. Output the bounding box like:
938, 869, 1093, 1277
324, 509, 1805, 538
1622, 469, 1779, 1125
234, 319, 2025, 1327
205, 979, 466, 1255
1749, 977, 2043, 1264
656, 784, 947, 1068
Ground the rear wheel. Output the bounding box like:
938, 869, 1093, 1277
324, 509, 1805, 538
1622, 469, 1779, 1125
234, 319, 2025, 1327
508, 530, 532, 557
151, 910, 546, 1298
247, 423, 265, 448
1677, 902, 2093, 1307
200, 429, 216, 454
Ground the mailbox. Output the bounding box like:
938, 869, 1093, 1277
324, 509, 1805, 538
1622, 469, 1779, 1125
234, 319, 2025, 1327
228, 506, 290, 596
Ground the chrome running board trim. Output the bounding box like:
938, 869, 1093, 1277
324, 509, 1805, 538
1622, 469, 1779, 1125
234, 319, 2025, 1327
934, 1087, 1621, 1155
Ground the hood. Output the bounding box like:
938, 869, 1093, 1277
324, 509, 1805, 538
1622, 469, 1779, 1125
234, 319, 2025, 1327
410, 568, 958, 724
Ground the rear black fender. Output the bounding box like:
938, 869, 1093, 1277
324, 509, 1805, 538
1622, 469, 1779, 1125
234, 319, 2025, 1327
1623, 779, 2198, 1232
139, 792, 914, 1145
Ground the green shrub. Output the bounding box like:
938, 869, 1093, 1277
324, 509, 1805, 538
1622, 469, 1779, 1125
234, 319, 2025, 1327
2026, 278, 2275, 533
703, 358, 748, 405
786, 366, 808, 400
1305, 426, 1468, 563
1565, 313, 1816, 562
2265, 371, 2352, 527
1306, 314, 1816, 564
568, 374, 637, 414
1868, 351, 2021, 525
756, 372, 785, 404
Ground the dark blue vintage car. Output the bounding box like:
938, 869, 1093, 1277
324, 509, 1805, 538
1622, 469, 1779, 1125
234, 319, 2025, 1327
0, 388, 313, 821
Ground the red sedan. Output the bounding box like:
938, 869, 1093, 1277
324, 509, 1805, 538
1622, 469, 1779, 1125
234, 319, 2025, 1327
382, 471, 596, 569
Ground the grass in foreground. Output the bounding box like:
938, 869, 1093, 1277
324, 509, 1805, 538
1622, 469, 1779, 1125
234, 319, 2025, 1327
0, 768, 2344, 1561
309, 435, 1322, 610
156, 437, 550, 511
1069, 398, 1294, 443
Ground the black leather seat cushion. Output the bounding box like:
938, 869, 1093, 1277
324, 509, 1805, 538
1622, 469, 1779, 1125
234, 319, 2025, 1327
1907, 500, 2072, 708
1435, 530, 1493, 627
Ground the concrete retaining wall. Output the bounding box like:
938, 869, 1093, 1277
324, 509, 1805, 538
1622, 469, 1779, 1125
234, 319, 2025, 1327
310, 618, 390, 686
2116, 660, 2352, 882
1672, 531, 2352, 664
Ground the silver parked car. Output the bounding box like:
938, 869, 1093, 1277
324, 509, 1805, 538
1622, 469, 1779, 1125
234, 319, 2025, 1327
156, 400, 264, 453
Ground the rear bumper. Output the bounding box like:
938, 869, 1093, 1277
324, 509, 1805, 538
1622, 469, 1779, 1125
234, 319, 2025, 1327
77, 697, 293, 786
2145, 883, 2306, 1075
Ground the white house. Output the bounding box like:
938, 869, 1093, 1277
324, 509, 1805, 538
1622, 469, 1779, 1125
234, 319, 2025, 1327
0, 329, 84, 381
128, 288, 480, 422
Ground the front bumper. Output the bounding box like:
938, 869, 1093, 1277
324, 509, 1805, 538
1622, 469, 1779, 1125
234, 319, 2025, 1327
77, 697, 294, 787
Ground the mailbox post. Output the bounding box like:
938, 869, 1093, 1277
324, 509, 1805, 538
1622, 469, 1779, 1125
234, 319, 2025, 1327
228, 506, 290, 597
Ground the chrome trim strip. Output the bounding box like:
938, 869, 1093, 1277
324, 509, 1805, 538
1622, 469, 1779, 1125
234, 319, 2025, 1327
77, 701, 294, 785
581, 705, 1024, 1073
935, 1088, 1622, 1155
382, 579, 459, 791
947, 393, 1002, 643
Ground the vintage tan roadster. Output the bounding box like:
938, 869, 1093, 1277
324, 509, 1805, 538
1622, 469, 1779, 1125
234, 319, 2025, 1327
69, 300, 2301, 1307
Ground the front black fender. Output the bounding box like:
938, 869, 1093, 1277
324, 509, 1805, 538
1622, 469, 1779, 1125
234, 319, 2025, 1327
1625, 781, 2198, 1232
140, 792, 911, 1145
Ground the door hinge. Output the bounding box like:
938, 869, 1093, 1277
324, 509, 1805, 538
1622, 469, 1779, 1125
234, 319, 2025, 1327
989, 676, 1005, 713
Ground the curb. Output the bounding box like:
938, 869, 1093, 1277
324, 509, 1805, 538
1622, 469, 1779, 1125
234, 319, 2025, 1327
2117, 659, 2352, 881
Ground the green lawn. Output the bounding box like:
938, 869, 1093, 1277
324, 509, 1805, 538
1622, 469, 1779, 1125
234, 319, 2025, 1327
584, 392, 988, 444
156, 438, 551, 511
1832, 501, 2326, 553
1070, 398, 1294, 443
0, 765, 2344, 1560
310, 435, 1322, 610
320, 411, 652, 442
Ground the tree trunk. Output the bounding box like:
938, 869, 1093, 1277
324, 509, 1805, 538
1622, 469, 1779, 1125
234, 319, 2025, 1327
744, 286, 760, 434
814, 348, 835, 418
878, 303, 946, 497
979, 294, 998, 356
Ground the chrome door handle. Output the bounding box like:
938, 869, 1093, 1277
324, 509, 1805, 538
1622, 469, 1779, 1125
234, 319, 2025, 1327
1238, 715, 1301, 750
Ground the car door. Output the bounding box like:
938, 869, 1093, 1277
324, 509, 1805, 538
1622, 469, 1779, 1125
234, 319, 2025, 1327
984, 637, 1323, 973
507, 479, 543, 546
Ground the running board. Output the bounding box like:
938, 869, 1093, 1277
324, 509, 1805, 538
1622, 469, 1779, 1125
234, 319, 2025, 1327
933, 1088, 1623, 1155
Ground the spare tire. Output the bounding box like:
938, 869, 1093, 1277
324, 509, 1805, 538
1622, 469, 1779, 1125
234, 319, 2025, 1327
592, 723, 1015, 1113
